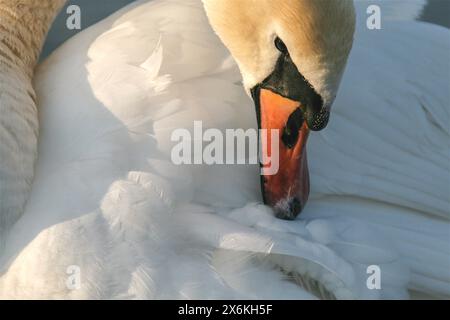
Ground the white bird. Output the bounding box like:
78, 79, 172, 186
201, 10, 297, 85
0, 0, 448, 299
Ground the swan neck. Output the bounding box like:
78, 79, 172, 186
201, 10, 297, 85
0, 0, 66, 77
0, 0, 66, 234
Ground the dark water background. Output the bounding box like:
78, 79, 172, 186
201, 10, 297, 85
422, 0, 450, 27
41, 0, 450, 59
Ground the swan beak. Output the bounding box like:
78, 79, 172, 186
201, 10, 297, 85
250, 52, 327, 220
253, 88, 310, 220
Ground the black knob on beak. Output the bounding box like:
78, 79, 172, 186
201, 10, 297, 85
305, 103, 330, 131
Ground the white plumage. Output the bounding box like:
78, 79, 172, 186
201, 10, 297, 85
0, 0, 448, 299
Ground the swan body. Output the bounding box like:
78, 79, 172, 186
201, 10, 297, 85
0, 0, 448, 299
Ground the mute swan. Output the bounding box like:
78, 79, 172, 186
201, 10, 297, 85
0, 0, 449, 299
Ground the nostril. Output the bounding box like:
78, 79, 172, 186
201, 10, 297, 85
281, 107, 304, 148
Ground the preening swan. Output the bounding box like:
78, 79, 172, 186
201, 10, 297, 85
0, 0, 354, 223
0, 0, 449, 299
204, 0, 355, 219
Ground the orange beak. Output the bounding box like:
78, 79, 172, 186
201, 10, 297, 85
250, 48, 328, 220
258, 88, 310, 220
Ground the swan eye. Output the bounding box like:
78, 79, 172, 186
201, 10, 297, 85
274, 37, 288, 54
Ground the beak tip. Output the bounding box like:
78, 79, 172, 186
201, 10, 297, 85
273, 197, 303, 221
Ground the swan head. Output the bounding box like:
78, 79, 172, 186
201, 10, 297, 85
203, 0, 356, 219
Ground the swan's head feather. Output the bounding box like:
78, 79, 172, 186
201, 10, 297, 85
203, 0, 356, 107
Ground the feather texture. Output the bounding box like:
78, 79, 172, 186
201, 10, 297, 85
0, 0, 448, 299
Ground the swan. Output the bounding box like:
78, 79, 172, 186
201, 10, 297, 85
0, 0, 449, 299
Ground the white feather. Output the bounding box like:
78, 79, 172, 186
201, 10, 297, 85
0, 0, 448, 299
